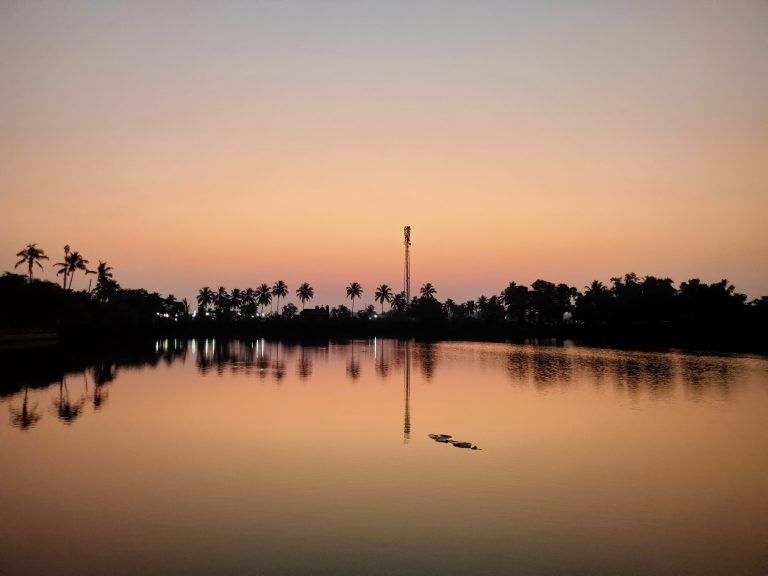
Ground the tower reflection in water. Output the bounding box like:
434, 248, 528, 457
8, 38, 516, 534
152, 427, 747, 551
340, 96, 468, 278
403, 340, 411, 443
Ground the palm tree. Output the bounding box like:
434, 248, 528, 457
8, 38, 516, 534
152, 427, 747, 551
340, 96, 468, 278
94, 261, 118, 302
420, 283, 437, 300
346, 282, 363, 312
15, 243, 49, 282
391, 291, 407, 312
230, 288, 243, 316
255, 283, 272, 314
242, 287, 256, 316
54, 245, 71, 288
197, 286, 215, 314
296, 282, 314, 310
374, 284, 393, 313
94, 260, 113, 282
214, 286, 230, 316
272, 280, 288, 313
60, 250, 90, 290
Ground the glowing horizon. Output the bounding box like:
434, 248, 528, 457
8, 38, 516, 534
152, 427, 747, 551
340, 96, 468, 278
2, 1, 767, 307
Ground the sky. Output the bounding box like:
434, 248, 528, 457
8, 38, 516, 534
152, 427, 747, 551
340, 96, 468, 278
1, 0, 767, 308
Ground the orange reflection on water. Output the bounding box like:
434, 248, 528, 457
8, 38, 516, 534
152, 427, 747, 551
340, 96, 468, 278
1, 340, 767, 575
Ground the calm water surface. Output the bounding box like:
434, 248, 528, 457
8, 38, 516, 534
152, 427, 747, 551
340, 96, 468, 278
2, 339, 767, 575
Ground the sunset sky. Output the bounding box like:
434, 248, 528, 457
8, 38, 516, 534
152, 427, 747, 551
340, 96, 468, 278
2, 1, 767, 307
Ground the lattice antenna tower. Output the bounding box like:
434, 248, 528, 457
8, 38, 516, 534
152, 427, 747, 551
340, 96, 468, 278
403, 226, 411, 303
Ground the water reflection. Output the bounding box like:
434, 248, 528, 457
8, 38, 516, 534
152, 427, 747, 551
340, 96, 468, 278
2, 340, 187, 430
8, 385, 41, 430
297, 348, 313, 380
404, 340, 411, 443
52, 376, 86, 424
2, 339, 763, 433
417, 343, 436, 380
502, 346, 739, 402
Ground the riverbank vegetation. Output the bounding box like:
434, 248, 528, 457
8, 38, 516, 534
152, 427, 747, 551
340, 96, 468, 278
3, 244, 767, 353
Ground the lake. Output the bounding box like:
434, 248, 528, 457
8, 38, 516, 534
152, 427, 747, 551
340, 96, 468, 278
2, 339, 767, 576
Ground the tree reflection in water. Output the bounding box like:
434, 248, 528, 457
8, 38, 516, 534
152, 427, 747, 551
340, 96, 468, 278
9, 385, 42, 430
297, 348, 313, 380
52, 376, 85, 424
3, 340, 754, 435
417, 343, 436, 380
2, 339, 187, 432
346, 342, 361, 380
272, 343, 286, 382
91, 361, 116, 410
504, 345, 737, 402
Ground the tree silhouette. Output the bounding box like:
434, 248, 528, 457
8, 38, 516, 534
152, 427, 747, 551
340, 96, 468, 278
442, 298, 458, 318
54, 245, 71, 288
241, 287, 256, 317
420, 283, 437, 300
57, 250, 91, 290
272, 280, 288, 313
374, 284, 393, 313
214, 286, 230, 316
197, 286, 214, 314
576, 280, 612, 324
296, 282, 314, 310
15, 243, 48, 282
255, 283, 272, 314
282, 302, 298, 318
94, 261, 118, 302
230, 288, 243, 316
391, 291, 407, 312
346, 282, 363, 312
500, 282, 529, 323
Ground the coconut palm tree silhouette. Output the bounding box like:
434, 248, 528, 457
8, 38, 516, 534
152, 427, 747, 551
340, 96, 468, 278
54, 245, 71, 288
374, 284, 393, 313
197, 287, 214, 314
296, 283, 314, 310
346, 282, 363, 312
15, 243, 49, 282
420, 283, 437, 300
215, 286, 230, 316
93, 261, 117, 301
391, 291, 407, 312
58, 250, 91, 290
230, 288, 244, 316
272, 280, 288, 313
255, 283, 272, 314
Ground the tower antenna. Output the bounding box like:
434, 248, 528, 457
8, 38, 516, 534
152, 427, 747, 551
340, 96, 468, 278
403, 226, 411, 303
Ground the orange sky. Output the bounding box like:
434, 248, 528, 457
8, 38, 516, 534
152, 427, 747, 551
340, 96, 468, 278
1, 1, 767, 306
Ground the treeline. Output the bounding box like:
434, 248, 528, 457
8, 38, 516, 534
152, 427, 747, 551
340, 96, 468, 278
2, 270, 767, 352
4, 244, 768, 352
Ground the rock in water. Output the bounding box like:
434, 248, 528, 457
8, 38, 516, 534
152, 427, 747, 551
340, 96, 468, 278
428, 434, 480, 450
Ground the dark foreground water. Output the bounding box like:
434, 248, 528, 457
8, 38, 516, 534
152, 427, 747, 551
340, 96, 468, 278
1, 339, 767, 576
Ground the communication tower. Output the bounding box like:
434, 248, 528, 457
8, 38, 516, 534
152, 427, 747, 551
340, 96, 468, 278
403, 226, 411, 302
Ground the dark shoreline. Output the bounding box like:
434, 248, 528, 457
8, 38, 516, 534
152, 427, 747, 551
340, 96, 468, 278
4, 317, 764, 356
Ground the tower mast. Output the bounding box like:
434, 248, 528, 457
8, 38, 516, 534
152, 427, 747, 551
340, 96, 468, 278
403, 226, 411, 303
